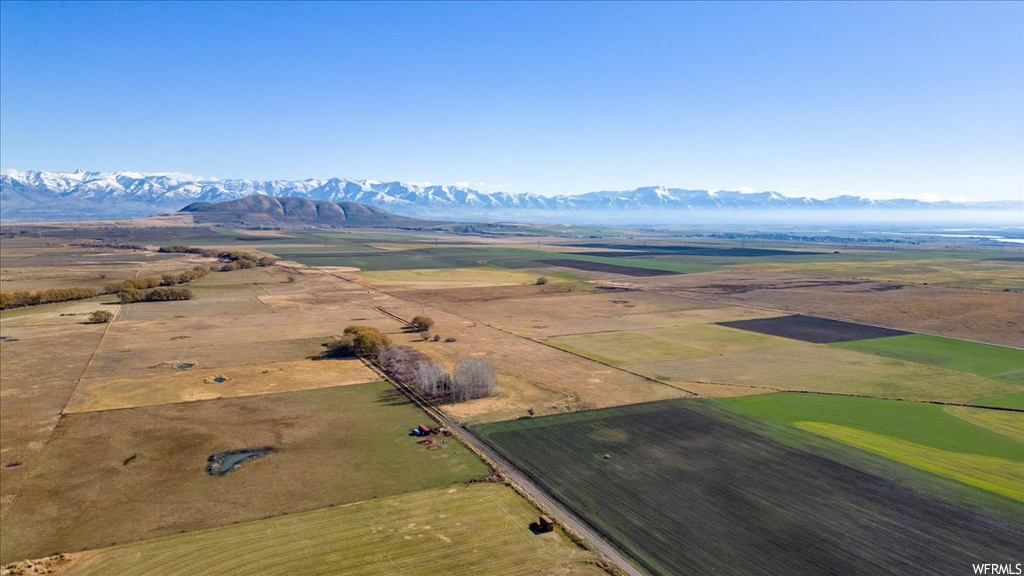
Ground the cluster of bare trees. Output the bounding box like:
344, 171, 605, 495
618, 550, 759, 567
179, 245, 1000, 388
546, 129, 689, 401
377, 344, 497, 402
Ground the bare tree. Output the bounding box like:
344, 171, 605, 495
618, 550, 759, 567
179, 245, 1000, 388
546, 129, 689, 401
452, 358, 497, 401
414, 362, 449, 398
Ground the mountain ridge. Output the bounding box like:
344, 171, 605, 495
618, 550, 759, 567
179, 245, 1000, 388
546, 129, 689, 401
2, 169, 1020, 222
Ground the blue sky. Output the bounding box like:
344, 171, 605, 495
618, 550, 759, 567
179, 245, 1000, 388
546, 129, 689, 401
1, 1, 1021, 201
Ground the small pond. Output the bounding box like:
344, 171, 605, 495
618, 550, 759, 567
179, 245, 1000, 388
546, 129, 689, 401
206, 447, 274, 475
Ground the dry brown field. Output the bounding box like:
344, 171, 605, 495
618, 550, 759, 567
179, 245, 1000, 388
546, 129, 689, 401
66, 358, 378, 412
0, 383, 489, 564
0, 245, 210, 292
375, 302, 688, 424
634, 270, 1024, 347
0, 322, 109, 518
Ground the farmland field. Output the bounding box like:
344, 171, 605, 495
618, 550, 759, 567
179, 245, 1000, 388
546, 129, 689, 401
721, 393, 1024, 500
357, 266, 555, 288
970, 393, 1024, 410
718, 313, 910, 343
476, 400, 1024, 576
62, 484, 601, 576
833, 334, 1024, 382
633, 269, 1024, 347
739, 257, 1024, 290
4, 222, 1023, 574
536, 258, 683, 277
65, 358, 380, 412
0, 382, 489, 563
545, 322, 1018, 402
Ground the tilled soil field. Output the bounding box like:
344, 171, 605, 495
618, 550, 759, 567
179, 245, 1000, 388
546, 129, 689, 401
476, 400, 1024, 576
717, 313, 910, 343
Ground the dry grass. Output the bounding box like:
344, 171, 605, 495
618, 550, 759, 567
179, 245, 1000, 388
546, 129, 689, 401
378, 303, 687, 424
81, 337, 329, 381
61, 484, 599, 576
945, 407, 1024, 443
0, 323, 108, 518
357, 266, 553, 289
547, 323, 788, 366
0, 383, 489, 564
628, 343, 1018, 403
66, 359, 379, 412
636, 270, 1024, 347
740, 258, 1024, 291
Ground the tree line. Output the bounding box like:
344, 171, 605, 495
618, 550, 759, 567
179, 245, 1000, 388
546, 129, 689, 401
325, 324, 497, 403
117, 286, 194, 303
157, 246, 275, 270
1, 244, 277, 310
0, 265, 210, 310
0, 287, 101, 309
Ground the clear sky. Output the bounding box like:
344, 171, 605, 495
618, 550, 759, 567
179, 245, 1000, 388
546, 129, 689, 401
1, 1, 1021, 201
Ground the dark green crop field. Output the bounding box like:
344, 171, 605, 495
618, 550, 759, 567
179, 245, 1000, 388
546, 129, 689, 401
475, 400, 1023, 576
833, 334, 1024, 383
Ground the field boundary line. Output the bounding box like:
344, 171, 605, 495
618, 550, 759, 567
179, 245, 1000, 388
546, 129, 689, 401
0, 302, 122, 525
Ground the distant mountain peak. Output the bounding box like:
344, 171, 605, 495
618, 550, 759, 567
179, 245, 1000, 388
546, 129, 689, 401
1, 169, 1019, 223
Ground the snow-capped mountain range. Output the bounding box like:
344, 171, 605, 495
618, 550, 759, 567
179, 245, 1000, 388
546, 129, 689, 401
1, 169, 1019, 222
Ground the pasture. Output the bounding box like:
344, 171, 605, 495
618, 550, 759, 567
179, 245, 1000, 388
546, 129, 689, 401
833, 334, 1024, 382
632, 269, 1024, 347
476, 400, 1024, 576
545, 322, 1018, 402
66, 358, 379, 412
0, 382, 489, 563
357, 266, 555, 288
739, 257, 1024, 291
0, 322, 110, 518
62, 484, 601, 576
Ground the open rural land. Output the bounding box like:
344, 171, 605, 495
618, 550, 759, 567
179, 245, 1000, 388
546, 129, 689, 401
1, 213, 1022, 576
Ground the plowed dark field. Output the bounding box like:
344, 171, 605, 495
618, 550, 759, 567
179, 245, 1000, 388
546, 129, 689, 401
476, 401, 1023, 576
566, 243, 826, 257
536, 259, 681, 277
718, 313, 910, 343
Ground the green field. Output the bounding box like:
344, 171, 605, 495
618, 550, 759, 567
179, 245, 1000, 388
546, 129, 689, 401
721, 393, 1024, 499
971, 393, 1024, 410
64, 484, 597, 576
475, 400, 1024, 575
834, 334, 1024, 382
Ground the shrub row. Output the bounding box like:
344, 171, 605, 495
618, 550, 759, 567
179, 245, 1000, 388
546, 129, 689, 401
104, 266, 210, 294
158, 246, 275, 270
0, 287, 100, 310
117, 287, 194, 303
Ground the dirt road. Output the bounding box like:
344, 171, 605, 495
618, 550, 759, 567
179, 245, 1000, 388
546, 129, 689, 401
362, 357, 648, 576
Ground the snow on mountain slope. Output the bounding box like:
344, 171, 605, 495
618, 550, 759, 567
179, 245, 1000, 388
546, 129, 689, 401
1, 169, 1018, 222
